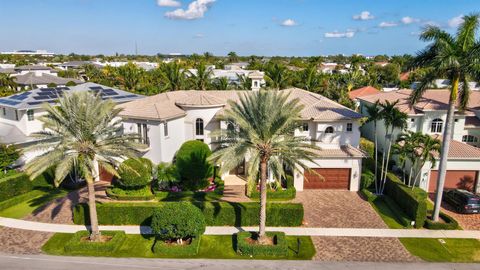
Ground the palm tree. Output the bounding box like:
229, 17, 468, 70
411, 134, 441, 188
265, 63, 290, 90
394, 131, 422, 185
296, 65, 322, 91
117, 62, 144, 91
0, 73, 17, 91
188, 62, 213, 90
213, 77, 230, 90
203, 52, 214, 62
409, 14, 480, 221
365, 100, 382, 194
23, 92, 145, 241
158, 62, 186, 91
227, 51, 238, 63
236, 74, 252, 90
209, 91, 319, 242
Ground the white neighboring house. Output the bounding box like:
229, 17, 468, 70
1, 65, 82, 90
0, 82, 143, 163
358, 89, 480, 193
118, 87, 365, 191
186, 67, 266, 88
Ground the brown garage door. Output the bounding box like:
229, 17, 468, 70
429, 170, 478, 192
304, 168, 350, 189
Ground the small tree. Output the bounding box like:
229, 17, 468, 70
151, 203, 206, 244
117, 158, 153, 188
0, 144, 19, 174
175, 140, 213, 191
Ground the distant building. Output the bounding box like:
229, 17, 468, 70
3, 65, 81, 90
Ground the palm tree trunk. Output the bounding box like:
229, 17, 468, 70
87, 181, 101, 241
432, 78, 458, 222
374, 122, 379, 194
258, 159, 268, 242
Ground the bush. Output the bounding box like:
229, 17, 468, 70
106, 185, 154, 201
118, 158, 153, 187
360, 188, 376, 203
424, 212, 459, 230
0, 190, 44, 211
175, 140, 213, 191
360, 138, 375, 159
361, 170, 375, 190
247, 175, 296, 200
65, 81, 77, 87
63, 231, 126, 254
152, 235, 201, 255
236, 231, 288, 257
0, 173, 33, 202
382, 195, 413, 228
74, 202, 304, 227
384, 173, 427, 228
151, 202, 206, 241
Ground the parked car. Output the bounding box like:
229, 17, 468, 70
443, 189, 480, 214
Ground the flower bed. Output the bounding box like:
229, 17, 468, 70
236, 231, 288, 257
154, 178, 224, 202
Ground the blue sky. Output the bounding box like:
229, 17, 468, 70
0, 0, 478, 56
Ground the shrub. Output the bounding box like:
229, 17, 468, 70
156, 162, 179, 189
152, 235, 201, 255
384, 173, 427, 228
0, 144, 19, 173
175, 140, 213, 191
0, 173, 33, 202
424, 212, 459, 230
106, 185, 154, 201
118, 158, 153, 187
236, 231, 288, 257
63, 231, 126, 254
382, 195, 413, 228
0, 190, 44, 211
360, 188, 376, 203
151, 202, 206, 241
248, 187, 296, 201
65, 81, 77, 87
361, 170, 375, 190
74, 202, 304, 227
360, 138, 375, 159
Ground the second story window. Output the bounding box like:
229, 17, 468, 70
325, 126, 334, 134
27, 110, 34, 121
346, 123, 353, 132
462, 135, 478, 143
430, 118, 443, 133
137, 123, 149, 146
301, 122, 309, 132
196, 118, 204, 136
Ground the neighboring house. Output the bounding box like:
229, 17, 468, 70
118, 87, 365, 191
57, 61, 101, 70
224, 62, 249, 70
411, 79, 480, 91
0, 50, 55, 56
12, 65, 57, 76
186, 68, 266, 88
348, 86, 380, 108
0, 82, 143, 163
358, 89, 480, 193
13, 72, 82, 89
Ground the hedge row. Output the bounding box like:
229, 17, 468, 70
154, 190, 223, 201
382, 195, 413, 228
424, 212, 459, 230
152, 237, 201, 255
236, 231, 288, 257
248, 187, 296, 201
384, 173, 427, 228
0, 171, 52, 202
64, 231, 126, 254
106, 186, 155, 201
0, 190, 44, 211
74, 202, 304, 227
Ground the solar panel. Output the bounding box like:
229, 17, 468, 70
89, 86, 103, 90
40, 88, 55, 92
27, 101, 43, 106
0, 99, 20, 106
10, 95, 28, 101
33, 96, 51, 101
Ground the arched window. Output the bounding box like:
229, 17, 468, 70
430, 118, 443, 133
195, 118, 204, 136
462, 135, 478, 143
227, 122, 235, 132
325, 126, 334, 134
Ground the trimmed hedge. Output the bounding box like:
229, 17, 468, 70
152, 236, 201, 255
176, 140, 213, 191
236, 231, 288, 257
424, 212, 459, 230
360, 188, 376, 203
248, 187, 296, 201
118, 158, 153, 187
382, 195, 413, 228
106, 185, 155, 201
384, 173, 427, 228
64, 231, 126, 254
0, 190, 44, 211
0, 172, 51, 202
74, 202, 304, 227
151, 202, 206, 240
361, 170, 375, 190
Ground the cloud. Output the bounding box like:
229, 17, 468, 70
353, 11, 374, 21
157, 0, 181, 7
281, 19, 297, 27
324, 30, 355, 38
401, 16, 420, 25
193, 33, 204, 38
379, 21, 398, 28
165, 0, 215, 20
448, 14, 464, 28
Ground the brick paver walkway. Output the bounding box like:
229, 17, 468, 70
428, 195, 480, 230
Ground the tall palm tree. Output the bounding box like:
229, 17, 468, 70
188, 62, 213, 90
236, 74, 252, 90
409, 14, 480, 221
117, 62, 144, 91
265, 63, 290, 90
158, 62, 186, 91
296, 65, 322, 91
0, 73, 17, 91
411, 134, 441, 188
23, 92, 145, 241
394, 131, 422, 185
213, 77, 230, 90
365, 100, 382, 194
227, 51, 238, 63
209, 91, 319, 242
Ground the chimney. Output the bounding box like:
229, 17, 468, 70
248, 71, 263, 91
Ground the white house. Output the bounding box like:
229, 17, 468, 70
358, 89, 480, 193
118, 87, 365, 191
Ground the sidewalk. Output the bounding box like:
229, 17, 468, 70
1, 217, 479, 238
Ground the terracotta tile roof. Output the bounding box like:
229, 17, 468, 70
431, 135, 480, 160
309, 145, 365, 158
348, 86, 380, 100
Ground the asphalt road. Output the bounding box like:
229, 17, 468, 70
1, 254, 479, 270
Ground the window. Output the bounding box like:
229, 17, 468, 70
27, 110, 34, 121
195, 118, 204, 136
301, 122, 309, 132
14, 110, 19, 121
410, 118, 415, 122
346, 123, 353, 132
325, 126, 334, 134
454, 118, 458, 122
137, 123, 149, 146
227, 122, 235, 132
164, 121, 168, 137
462, 135, 478, 143
430, 118, 443, 133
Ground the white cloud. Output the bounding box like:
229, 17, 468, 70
165, 0, 215, 20
448, 14, 464, 28
324, 30, 355, 38
401, 16, 420, 25
193, 33, 204, 38
281, 19, 297, 27
379, 21, 398, 28
157, 0, 181, 7
353, 11, 374, 21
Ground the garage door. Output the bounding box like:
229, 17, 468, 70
429, 170, 478, 192
304, 168, 350, 189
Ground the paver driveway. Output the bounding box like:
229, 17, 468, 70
430, 195, 480, 230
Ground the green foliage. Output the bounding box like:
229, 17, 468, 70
359, 138, 374, 159
236, 231, 288, 257
152, 236, 201, 255
175, 140, 213, 191
106, 185, 154, 201
151, 202, 206, 241
382, 195, 413, 228
0, 173, 33, 202
0, 144, 19, 172
118, 158, 153, 187
424, 212, 459, 230
63, 231, 126, 254
0, 190, 44, 212
384, 173, 427, 228
74, 202, 304, 227
156, 162, 179, 186
65, 81, 77, 86
361, 170, 375, 190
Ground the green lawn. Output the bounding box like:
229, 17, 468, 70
42, 233, 316, 260
0, 189, 68, 219
400, 238, 480, 262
